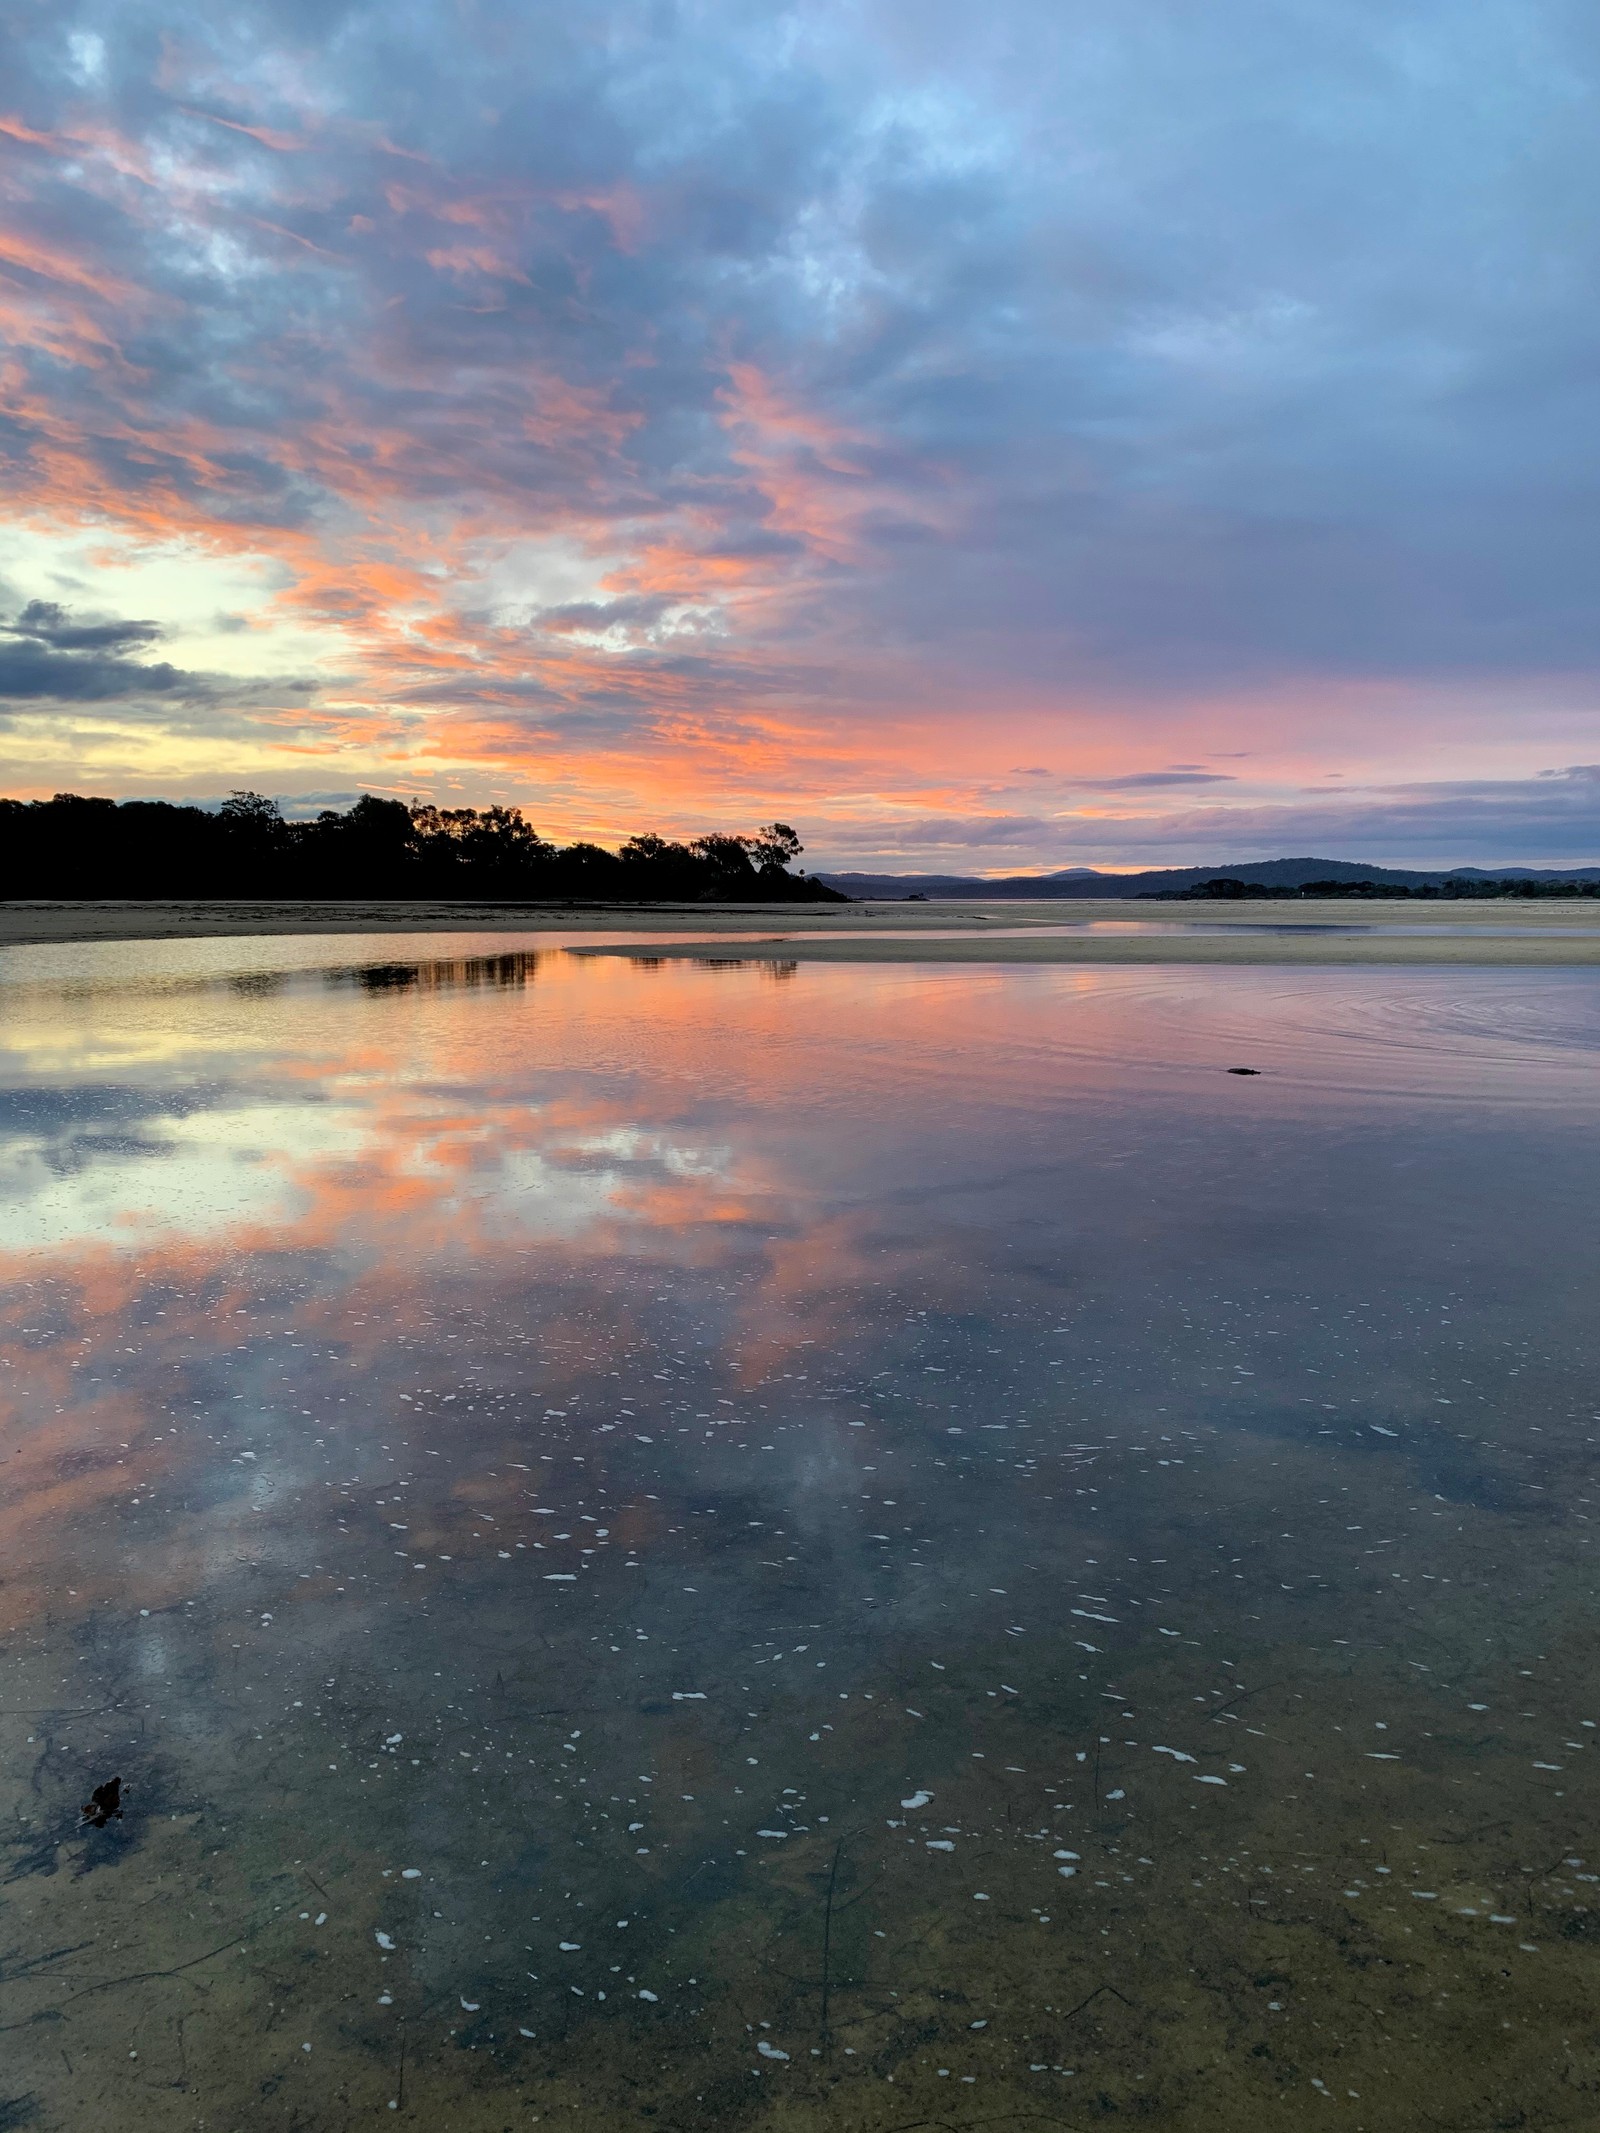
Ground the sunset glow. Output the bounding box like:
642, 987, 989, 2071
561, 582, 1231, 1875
3, 4, 1598, 868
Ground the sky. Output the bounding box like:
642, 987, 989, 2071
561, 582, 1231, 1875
2, 0, 1598, 873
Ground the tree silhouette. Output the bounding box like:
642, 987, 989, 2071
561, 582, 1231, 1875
0, 795, 847, 903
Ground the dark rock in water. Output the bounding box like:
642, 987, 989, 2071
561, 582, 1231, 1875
1226, 1067, 1261, 1076
81, 1777, 123, 1829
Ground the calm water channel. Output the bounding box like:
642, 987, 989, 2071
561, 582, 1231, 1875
2, 935, 1599, 2131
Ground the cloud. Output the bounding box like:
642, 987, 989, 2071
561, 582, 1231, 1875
821, 766, 1600, 873
798, 765, 1600, 873
0, 604, 207, 701
1073, 770, 1237, 790
163, 787, 369, 818
1088, 764, 1600, 867
831, 814, 1052, 851
10, 599, 164, 653
0, 0, 1595, 845
0, 601, 324, 755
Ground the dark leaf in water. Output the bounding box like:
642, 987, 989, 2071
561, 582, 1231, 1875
80, 1777, 123, 1829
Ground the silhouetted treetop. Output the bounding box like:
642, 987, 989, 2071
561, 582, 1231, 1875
0, 792, 847, 903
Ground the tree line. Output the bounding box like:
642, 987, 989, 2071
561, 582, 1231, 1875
0, 792, 847, 903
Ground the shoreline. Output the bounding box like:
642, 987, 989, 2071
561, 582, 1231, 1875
2, 895, 1599, 965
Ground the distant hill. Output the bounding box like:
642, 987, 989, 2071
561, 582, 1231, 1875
817, 857, 1600, 899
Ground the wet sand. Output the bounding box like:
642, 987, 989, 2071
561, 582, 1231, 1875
3, 895, 1600, 961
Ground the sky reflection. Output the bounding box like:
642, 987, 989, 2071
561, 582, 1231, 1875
2, 945, 1600, 2126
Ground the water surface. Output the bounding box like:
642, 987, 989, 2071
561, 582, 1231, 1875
3, 937, 1599, 2131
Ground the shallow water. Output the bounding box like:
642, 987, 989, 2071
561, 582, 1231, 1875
3, 937, 1599, 2131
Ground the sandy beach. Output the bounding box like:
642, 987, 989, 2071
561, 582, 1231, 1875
2, 895, 1599, 963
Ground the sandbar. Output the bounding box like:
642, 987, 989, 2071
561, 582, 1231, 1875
2, 896, 1599, 963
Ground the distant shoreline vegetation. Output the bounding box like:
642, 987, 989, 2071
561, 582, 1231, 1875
1145, 875, 1600, 901
821, 856, 1600, 899
0, 792, 848, 903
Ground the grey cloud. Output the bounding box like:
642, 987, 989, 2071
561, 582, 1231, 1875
0, 639, 204, 704
531, 595, 684, 636
0, 601, 207, 702
13, 600, 166, 653
1073, 771, 1237, 790
257, 790, 366, 819
811, 767, 1600, 874
10, 13, 1589, 577
0, 604, 320, 717
834, 814, 1053, 851
164, 788, 368, 817
3, 0, 1599, 769
1121, 765, 1600, 866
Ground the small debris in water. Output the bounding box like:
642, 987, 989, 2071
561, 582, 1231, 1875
81, 1776, 123, 1828
1226, 1067, 1261, 1076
